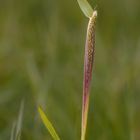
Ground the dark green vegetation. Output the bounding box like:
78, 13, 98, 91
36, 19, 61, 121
0, 0, 140, 140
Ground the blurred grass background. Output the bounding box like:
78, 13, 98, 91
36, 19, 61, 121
0, 0, 140, 140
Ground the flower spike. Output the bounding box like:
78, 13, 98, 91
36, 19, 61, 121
81, 10, 97, 140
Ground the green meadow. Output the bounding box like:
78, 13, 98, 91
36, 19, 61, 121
0, 0, 140, 139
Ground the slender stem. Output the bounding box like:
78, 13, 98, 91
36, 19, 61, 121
81, 10, 97, 140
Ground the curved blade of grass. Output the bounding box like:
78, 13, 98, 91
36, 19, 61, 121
77, 0, 93, 18
15, 101, 24, 140
81, 10, 97, 140
10, 101, 24, 140
38, 106, 60, 140
10, 122, 16, 140
15, 131, 22, 140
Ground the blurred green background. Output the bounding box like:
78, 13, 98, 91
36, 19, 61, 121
0, 0, 140, 139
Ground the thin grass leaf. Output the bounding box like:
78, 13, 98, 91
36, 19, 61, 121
10, 122, 16, 140
15, 100, 24, 140
38, 106, 60, 140
15, 131, 22, 140
77, 0, 93, 18
81, 10, 97, 140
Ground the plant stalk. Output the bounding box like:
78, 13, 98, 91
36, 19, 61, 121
81, 10, 97, 140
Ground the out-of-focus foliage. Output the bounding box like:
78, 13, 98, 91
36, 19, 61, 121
10, 101, 24, 140
0, 0, 140, 140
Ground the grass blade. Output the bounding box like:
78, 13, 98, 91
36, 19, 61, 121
10, 101, 24, 140
38, 106, 60, 140
10, 122, 16, 140
15, 100, 24, 140
77, 0, 93, 18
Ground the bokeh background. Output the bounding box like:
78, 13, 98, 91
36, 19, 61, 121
0, 0, 140, 139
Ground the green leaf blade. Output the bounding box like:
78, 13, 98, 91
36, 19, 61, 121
77, 0, 93, 18
15, 101, 24, 140
38, 106, 60, 140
